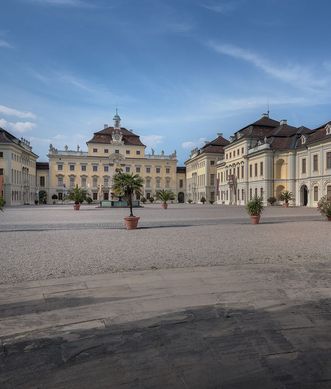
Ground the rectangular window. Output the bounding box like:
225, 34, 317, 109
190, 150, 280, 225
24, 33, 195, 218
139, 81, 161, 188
242, 147, 244, 154
115, 149, 119, 154
313, 155, 318, 171
241, 165, 244, 179
93, 165, 98, 172
104, 165, 109, 172
81, 177, 87, 187
255, 188, 258, 197
249, 188, 252, 200
302, 158, 306, 174
179, 179, 183, 188
314, 186, 318, 201
104, 149, 109, 154
69, 177, 75, 188
166, 168, 170, 174
146, 167, 151, 173
210, 161, 215, 166
254, 163, 258, 177
104, 177, 109, 187
210, 174, 215, 186
229, 152, 232, 158
326, 152, 331, 169
126, 150, 130, 155
156, 167, 161, 174
39, 176, 45, 187
81, 165, 87, 172
260, 187, 263, 198
93, 177, 98, 187
249, 165, 252, 178
58, 177, 63, 186
58, 164, 63, 171
93, 192, 98, 200
136, 150, 141, 155
136, 167, 141, 173
242, 189, 244, 201
69, 164, 75, 171
125, 166, 130, 173
93, 148, 98, 153
260, 162, 263, 176
237, 167, 240, 178
233, 150, 236, 157
0, 152, 3, 158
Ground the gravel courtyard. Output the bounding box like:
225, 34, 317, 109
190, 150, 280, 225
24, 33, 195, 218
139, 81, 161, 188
0, 204, 329, 285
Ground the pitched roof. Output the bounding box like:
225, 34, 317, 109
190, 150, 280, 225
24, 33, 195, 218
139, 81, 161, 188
201, 135, 229, 154
87, 126, 146, 147
305, 121, 331, 146
0, 128, 38, 157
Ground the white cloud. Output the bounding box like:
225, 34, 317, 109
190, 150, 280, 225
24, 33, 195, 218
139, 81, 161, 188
27, 0, 92, 7
0, 118, 35, 133
0, 104, 36, 119
208, 42, 329, 91
182, 137, 207, 150
0, 39, 12, 48
201, 1, 241, 14
141, 134, 164, 149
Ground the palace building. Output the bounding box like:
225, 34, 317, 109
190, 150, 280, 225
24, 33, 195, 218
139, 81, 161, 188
0, 128, 38, 206
185, 134, 229, 203
216, 114, 331, 206
48, 111, 179, 202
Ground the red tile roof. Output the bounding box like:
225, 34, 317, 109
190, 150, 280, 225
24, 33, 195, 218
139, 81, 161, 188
87, 126, 146, 147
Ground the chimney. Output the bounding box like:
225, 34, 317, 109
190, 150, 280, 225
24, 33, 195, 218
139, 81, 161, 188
104, 124, 108, 129
217, 132, 223, 137
280, 119, 287, 126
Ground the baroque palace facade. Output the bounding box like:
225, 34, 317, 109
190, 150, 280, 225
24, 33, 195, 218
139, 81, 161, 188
47, 112, 181, 202
0, 128, 38, 206
185, 134, 229, 203
216, 114, 331, 207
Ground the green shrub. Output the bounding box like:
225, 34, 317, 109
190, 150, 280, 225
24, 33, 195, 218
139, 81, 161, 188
267, 196, 277, 206
246, 196, 264, 216
317, 196, 331, 217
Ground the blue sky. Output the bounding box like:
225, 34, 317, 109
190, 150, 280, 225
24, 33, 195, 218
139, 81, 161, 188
1, 0, 331, 164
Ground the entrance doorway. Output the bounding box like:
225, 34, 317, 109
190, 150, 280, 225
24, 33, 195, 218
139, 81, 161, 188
300, 185, 308, 206
104, 192, 109, 200
178, 192, 184, 203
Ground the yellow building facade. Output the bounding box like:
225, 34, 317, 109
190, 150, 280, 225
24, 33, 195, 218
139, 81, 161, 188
217, 115, 331, 206
0, 128, 38, 205
185, 135, 229, 203
48, 112, 178, 202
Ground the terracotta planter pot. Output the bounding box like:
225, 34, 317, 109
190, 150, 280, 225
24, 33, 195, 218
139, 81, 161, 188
250, 215, 260, 224
74, 203, 81, 211
161, 203, 168, 209
284, 202, 289, 208
124, 216, 140, 230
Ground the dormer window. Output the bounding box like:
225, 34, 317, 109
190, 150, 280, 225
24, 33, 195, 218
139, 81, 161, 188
301, 135, 306, 145
326, 124, 331, 135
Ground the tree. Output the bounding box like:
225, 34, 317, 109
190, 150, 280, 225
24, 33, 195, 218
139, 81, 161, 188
112, 171, 144, 217
279, 190, 294, 205
156, 189, 175, 204
39, 190, 47, 204
67, 185, 89, 204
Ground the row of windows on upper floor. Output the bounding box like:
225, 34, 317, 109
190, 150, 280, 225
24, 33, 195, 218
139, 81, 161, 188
187, 160, 215, 171
91, 148, 141, 155
57, 176, 172, 189
0, 151, 34, 166
301, 152, 331, 173
218, 162, 264, 182
225, 147, 245, 160
57, 164, 171, 174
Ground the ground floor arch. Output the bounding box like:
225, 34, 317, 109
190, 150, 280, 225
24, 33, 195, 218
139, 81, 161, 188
178, 192, 185, 203
300, 185, 308, 206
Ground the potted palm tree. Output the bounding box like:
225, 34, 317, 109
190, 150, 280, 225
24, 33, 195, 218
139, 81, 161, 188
317, 196, 331, 221
67, 185, 88, 210
156, 189, 175, 209
112, 170, 144, 230
279, 190, 294, 207
246, 196, 264, 224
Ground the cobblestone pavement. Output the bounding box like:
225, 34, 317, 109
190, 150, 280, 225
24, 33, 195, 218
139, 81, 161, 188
0, 205, 330, 388
0, 265, 330, 388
